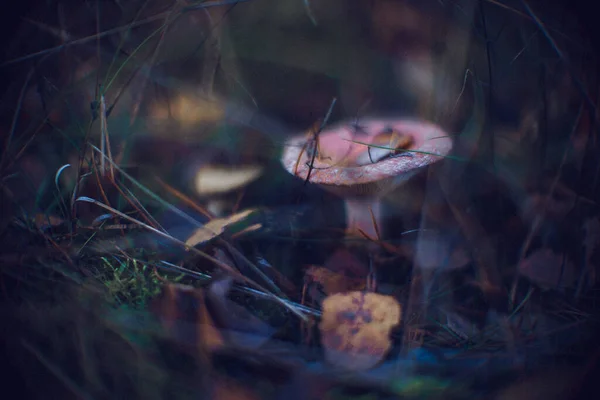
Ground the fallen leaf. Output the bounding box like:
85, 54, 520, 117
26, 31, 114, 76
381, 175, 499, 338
305, 266, 366, 300
319, 291, 401, 371
185, 209, 259, 248
210, 376, 260, 400
151, 283, 225, 353
206, 276, 275, 350
519, 248, 580, 290
323, 248, 369, 277
519, 180, 591, 223
33, 214, 65, 230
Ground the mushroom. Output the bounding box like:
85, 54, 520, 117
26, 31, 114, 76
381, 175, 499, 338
280, 118, 452, 240
193, 163, 264, 217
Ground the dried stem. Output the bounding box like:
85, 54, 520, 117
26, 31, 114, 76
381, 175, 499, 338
344, 197, 382, 242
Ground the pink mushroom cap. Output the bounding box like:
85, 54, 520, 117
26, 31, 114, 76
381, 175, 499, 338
281, 118, 453, 197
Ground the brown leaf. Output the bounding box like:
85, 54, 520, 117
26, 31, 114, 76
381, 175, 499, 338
152, 284, 225, 353
519, 249, 580, 290
305, 266, 366, 298
210, 376, 260, 400
33, 214, 65, 230
324, 248, 370, 277
185, 209, 259, 248
319, 291, 401, 371
206, 277, 275, 350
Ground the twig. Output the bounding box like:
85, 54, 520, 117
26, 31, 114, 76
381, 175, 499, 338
303, 97, 337, 186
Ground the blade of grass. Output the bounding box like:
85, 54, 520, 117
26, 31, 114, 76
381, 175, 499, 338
74, 196, 305, 320
343, 139, 468, 162
1, 0, 255, 67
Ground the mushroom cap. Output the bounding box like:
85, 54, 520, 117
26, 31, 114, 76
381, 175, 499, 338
281, 118, 452, 197
194, 164, 264, 197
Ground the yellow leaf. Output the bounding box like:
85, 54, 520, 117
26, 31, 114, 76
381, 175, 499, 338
185, 209, 259, 248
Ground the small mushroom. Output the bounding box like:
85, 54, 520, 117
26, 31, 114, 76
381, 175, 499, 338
194, 164, 264, 217
194, 164, 263, 197
281, 118, 452, 239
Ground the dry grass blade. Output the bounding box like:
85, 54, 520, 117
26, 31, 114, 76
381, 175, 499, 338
296, 97, 337, 185
184, 209, 257, 248
153, 259, 319, 317
155, 177, 214, 219
86, 144, 284, 297
1, 0, 255, 67
88, 144, 202, 228
73, 195, 304, 320
98, 95, 114, 179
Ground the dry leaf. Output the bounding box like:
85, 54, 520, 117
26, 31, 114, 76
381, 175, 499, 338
304, 249, 368, 302
33, 214, 65, 230
185, 209, 259, 248
520, 180, 584, 223
210, 376, 260, 400
323, 248, 369, 277
206, 276, 275, 350
152, 283, 225, 353
319, 291, 401, 371
519, 249, 580, 290
305, 266, 366, 298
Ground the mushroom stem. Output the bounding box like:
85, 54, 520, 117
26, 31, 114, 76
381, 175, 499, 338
344, 197, 382, 241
